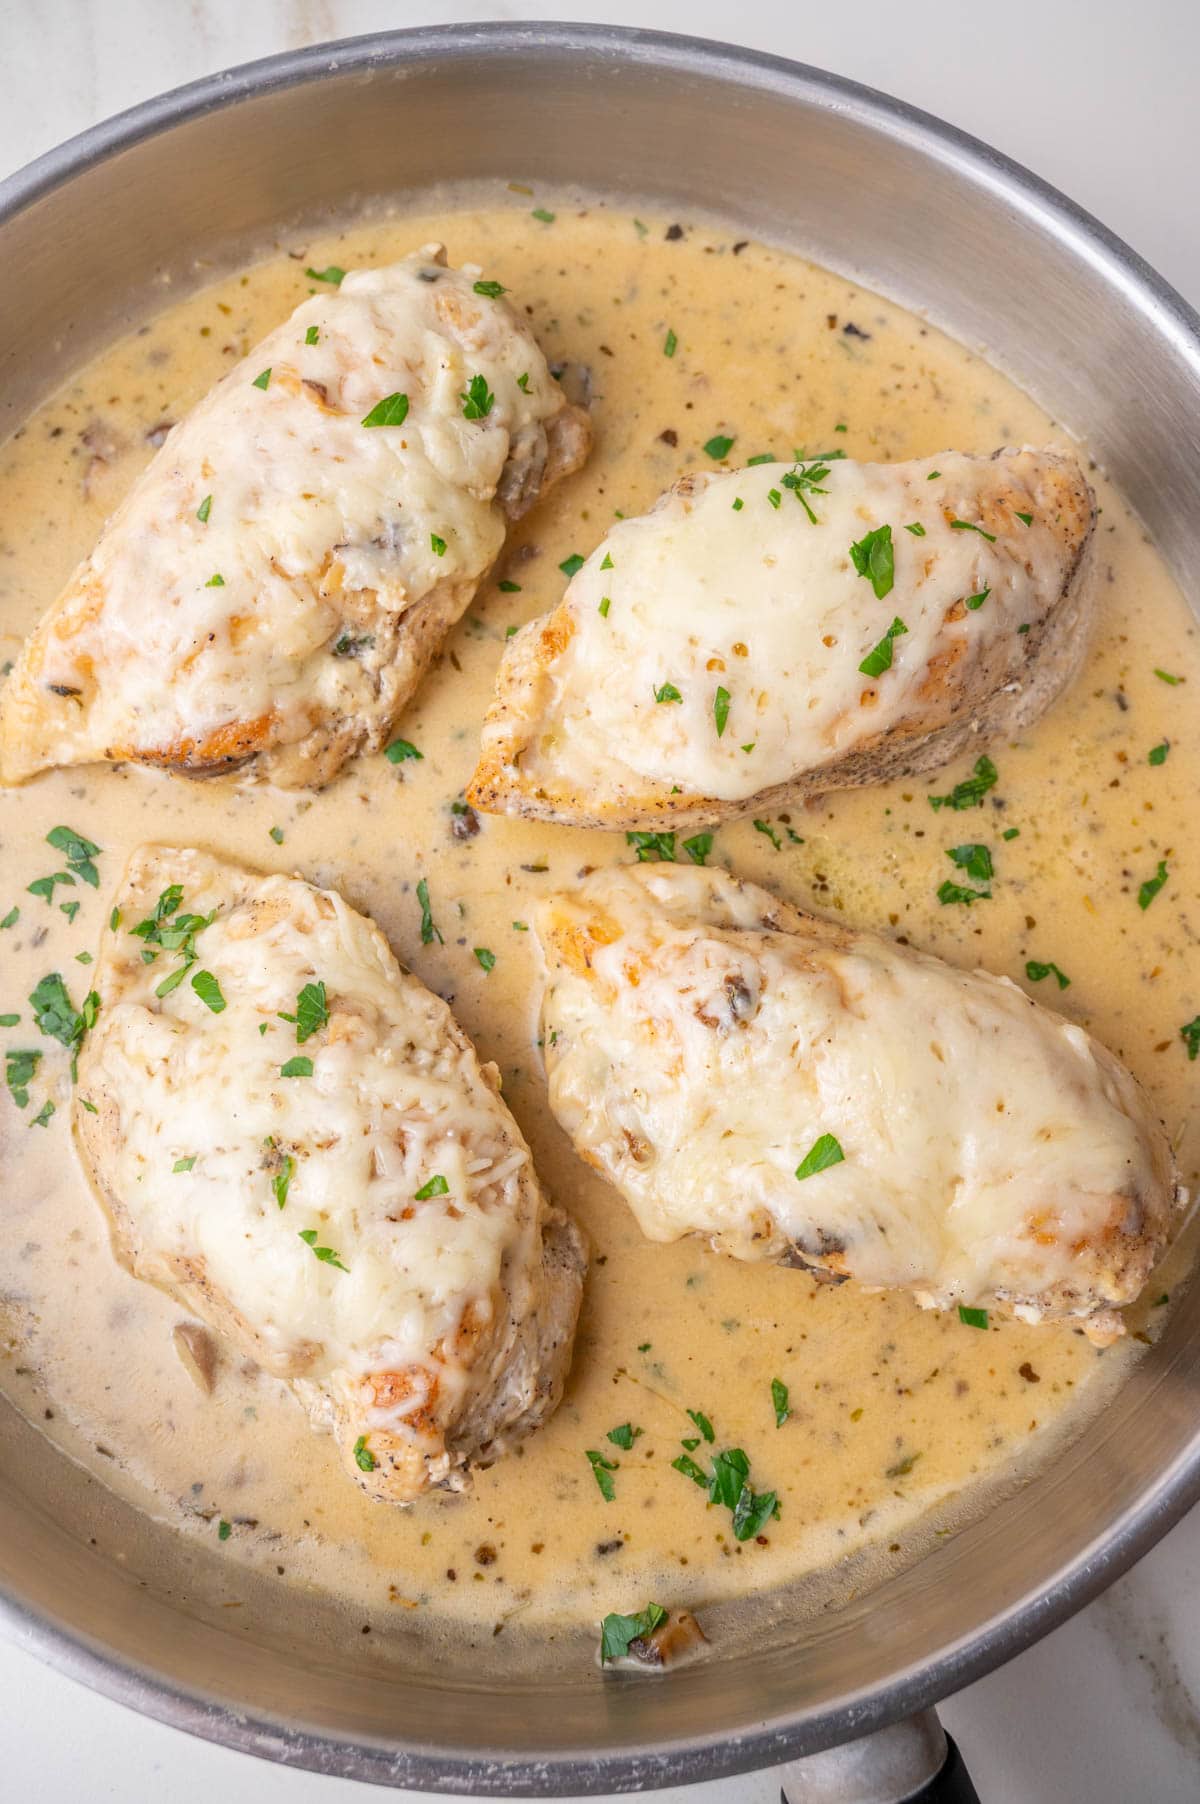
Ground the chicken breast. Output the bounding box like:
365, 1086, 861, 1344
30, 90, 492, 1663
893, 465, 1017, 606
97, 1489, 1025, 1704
470, 447, 1095, 830
536, 864, 1181, 1345
0, 247, 590, 788
74, 846, 586, 1502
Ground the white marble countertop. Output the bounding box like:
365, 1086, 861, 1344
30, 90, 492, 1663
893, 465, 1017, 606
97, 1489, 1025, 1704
1, 2, 1198, 1799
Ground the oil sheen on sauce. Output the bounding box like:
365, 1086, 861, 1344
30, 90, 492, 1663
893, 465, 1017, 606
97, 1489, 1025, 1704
0, 199, 1196, 1641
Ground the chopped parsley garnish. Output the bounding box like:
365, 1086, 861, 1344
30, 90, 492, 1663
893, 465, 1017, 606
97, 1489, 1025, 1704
473, 279, 506, 298
958, 1306, 989, 1330
949, 517, 996, 541
130, 886, 212, 995
687, 1408, 715, 1443
1002, 827, 1020, 841
663, 328, 677, 357
385, 736, 422, 764
904, 522, 926, 537
1149, 741, 1169, 765
272, 1154, 294, 1209
517, 372, 530, 390
937, 879, 991, 906
304, 326, 319, 345
430, 533, 447, 557
1026, 960, 1071, 990
780, 460, 832, 523
626, 831, 677, 863
714, 685, 731, 737
30, 1100, 55, 1128
204, 573, 225, 587
109, 907, 120, 930
947, 843, 993, 883
196, 494, 212, 522
703, 434, 735, 460
498, 579, 521, 593
30, 972, 98, 1054
767, 488, 781, 509
682, 832, 713, 865
173, 1156, 196, 1174
858, 615, 907, 678
600, 553, 614, 571
415, 1174, 449, 1200
416, 876, 442, 945
795, 1133, 844, 1181
731, 1480, 779, 1541
849, 524, 895, 600
280, 1056, 313, 1078
586, 1449, 618, 1500
1181, 1017, 1200, 1061
753, 820, 782, 850
294, 980, 328, 1043
60, 902, 80, 925
251, 368, 271, 391
269, 827, 284, 845
28, 873, 73, 905
0, 1014, 17, 1027
474, 947, 496, 973
1138, 861, 1169, 909
964, 587, 991, 611
218, 1520, 232, 1542
1, 908, 17, 930
460, 373, 495, 420
306, 265, 344, 285
929, 755, 998, 811
598, 596, 611, 617
600, 1603, 666, 1664
332, 635, 375, 663
654, 682, 682, 704
607, 1423, 642, 1451
353, 1435, 376, 1472
361, 391, 409, 428
559, 553, 585, 577
5, 1048, 40, 1109
731, 497, 744, 511
672, 1452, 708, 1486
190, 970, 226, 1014
1015, 511, 1033, 526
47, 826, 100, 887
771, 1378, 790, 1427
531, 208, 556, 224
298, 1228, 348, 1272
1155, 668, 1183, 686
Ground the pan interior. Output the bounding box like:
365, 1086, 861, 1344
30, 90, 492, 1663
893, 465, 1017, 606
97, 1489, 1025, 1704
1, 27, 1199, 1791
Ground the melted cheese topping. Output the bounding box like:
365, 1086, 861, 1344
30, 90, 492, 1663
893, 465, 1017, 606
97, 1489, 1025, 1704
0, 248, 573, 783
474, 449, 1091, 815
538, 865, 1181, 1338
78, 847, 541, 1384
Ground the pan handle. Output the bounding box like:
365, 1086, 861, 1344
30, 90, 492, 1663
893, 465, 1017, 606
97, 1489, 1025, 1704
777, 1707, 981, 1803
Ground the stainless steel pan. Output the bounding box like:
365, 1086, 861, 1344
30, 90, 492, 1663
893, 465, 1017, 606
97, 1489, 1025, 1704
1, 23, 1199, 1800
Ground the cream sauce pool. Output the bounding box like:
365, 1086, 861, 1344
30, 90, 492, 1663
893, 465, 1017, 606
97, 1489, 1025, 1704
0, 198, 1197, 1641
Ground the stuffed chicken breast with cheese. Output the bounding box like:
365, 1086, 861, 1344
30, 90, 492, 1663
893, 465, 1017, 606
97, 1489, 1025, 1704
470, 447, 1094, 830
535, 864, 1181, 1345
74, 846, 586, 1502
0, 246, 590, 788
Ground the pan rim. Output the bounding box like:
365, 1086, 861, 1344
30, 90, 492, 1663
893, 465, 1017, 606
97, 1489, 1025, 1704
2, 19, 1199, 1794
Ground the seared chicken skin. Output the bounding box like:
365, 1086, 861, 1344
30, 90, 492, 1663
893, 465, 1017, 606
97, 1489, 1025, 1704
470, 447, 1094, 830
0, 247, 589, 788
536, 865, 1181, 1345
75, 846, 586, 1502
